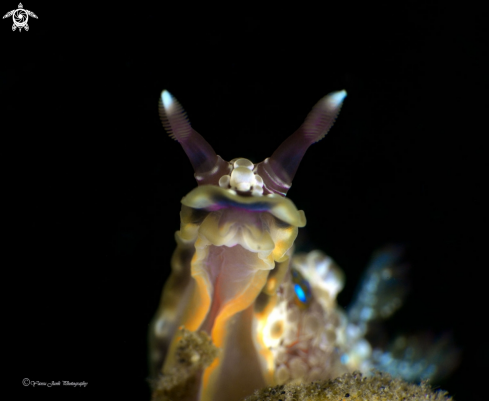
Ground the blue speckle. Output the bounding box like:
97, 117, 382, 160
294, 284, 307, 303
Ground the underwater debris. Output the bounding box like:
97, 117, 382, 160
150, 327, 219, 401
243, 371, 453, 401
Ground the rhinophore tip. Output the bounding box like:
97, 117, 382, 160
161, 90, 173, 109
303, 89, 347, 143
159, 90, 226, 180
159, 89, 192, 141
326, 90, 347, 109
260, 89, 348, 194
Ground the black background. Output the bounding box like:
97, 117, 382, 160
4, 2, 487, 401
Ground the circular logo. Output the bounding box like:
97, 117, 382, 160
13, 9, 27, 27
22, 378, 30, 386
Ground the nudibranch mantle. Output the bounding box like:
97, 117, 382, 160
149, 91, 459, 401
181, 185, 306, 225
149, 90, 346, 401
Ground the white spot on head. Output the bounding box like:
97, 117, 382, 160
219, 158, 265, 196
161, 90, 173, 110
230, 166, 254, 192
219, 175, 231, 188
254, 174, 264, 187
252, 186, 263, 196
234, 158, 254, 170
237, 182, 251, 191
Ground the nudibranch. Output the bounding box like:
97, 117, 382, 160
148, 91, 457, 401
149, 89, 346, 401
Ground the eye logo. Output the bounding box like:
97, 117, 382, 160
3, 3, 37, 32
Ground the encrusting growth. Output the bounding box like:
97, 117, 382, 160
244, 371, 453, 401
151, 328, 219, 401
